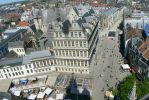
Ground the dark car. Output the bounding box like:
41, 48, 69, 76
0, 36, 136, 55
114, 95, 121, 100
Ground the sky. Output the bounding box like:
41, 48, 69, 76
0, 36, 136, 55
0, 0, 25, 4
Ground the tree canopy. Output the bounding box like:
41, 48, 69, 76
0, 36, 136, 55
117, 74, 149, 100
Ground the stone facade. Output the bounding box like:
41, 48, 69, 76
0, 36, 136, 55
39, 5, 99, 74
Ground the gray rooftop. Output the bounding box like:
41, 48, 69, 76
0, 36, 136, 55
0, 57, 23, 68
0, 29, 27, 48
0, 50, 52, 68
8, 41, 24, 48
45, 4, 98, 37
102, 7, 118, 16
23, 50, 52, 64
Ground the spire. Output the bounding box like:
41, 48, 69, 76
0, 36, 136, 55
128, 81, 137, 100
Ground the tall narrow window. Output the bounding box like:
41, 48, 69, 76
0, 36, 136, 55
74, 60, 77, 66
81, 61, 84, 66
68, 41, 70, 46
36, 62, 40, 67
71, 32, 73, 37
80, 51, 83, 57
73, 51, 75, 56
70, 51, 72, 56
59, 50, 62, 56
83, 41, 86, 47
72, 41, 74, 46
57, 41, 60, 46
66, 51, 68, 56
84, 51, 87, 57
79, 32, 81, 37
59, 32, 62, 37
76, 41, 78, 47
77, 51, 79, 56
75, 32, 77, 37
56, 32, 58, 37
43, 61, 46, 66
64, 41, 67, 46
68, 60, 70, 66
62, 50, 64, 56
85, 61, 87, 66
80, 41, 82, 47
71, 61, 73, 66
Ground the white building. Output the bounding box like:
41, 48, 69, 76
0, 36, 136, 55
95, 6, 124, 30
39, 4, 99, 74
124, 11, 149, 30
21, 10, 34, 24
0, 50, 54, 80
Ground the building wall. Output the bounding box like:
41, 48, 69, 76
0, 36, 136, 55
42, 8, 100, 74
124, 17, 149, 30
100, 8, 123, 30
128, 47, 149, 78
8, 47, 26, 57
0, 31, 23, 58
49, 30, 91, 74
0, 58, 56, 80
0, 64, 35, 80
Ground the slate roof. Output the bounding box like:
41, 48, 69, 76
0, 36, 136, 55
8, 41, 24, 48
0, 50, 52, 68
23, 50, 52, 64
102, 7, 118, 16
62, 20, 71, 34
0, 57, 23, 68
0, 29, 27, 48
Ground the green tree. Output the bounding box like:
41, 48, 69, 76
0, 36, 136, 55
118, 74, 136, 100
118, 74, 149, 100
137, 78, 149, 99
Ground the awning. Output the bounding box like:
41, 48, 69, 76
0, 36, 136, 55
37, 92, 45, 99
121, 64, 130, 70
14, 90, 21, 96
48, 97, 55, 100
28, 77, 37, 81
44, 88, 53, 95
104, 91, 111, 97
28, 94, 37, 100
9, 87, 17, 94
56, 93, 64, 100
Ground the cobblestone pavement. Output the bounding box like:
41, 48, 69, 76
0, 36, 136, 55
91, 21, 130, 100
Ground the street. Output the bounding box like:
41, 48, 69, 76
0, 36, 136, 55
91, 26, 130, 100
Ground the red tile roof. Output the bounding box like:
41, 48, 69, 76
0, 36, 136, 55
143, 48, 149, 60
126, 29, 143, 39
139, 40, 149, 52
18, 21, 30, 27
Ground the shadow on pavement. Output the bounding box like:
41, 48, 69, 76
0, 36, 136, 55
64, 74, 91, 100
